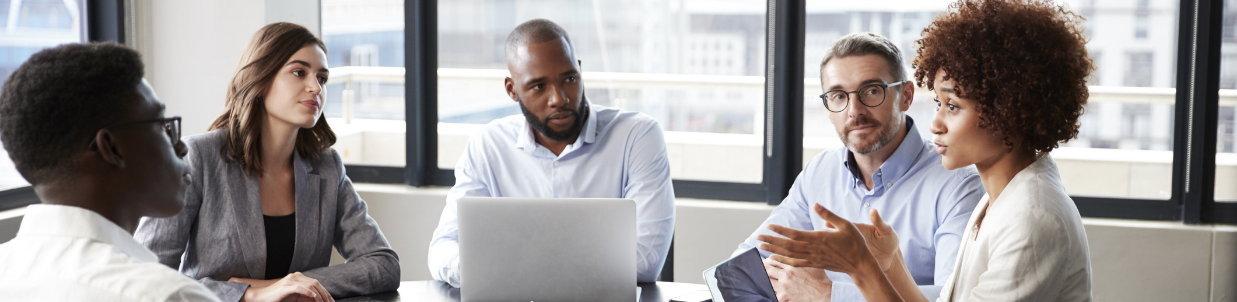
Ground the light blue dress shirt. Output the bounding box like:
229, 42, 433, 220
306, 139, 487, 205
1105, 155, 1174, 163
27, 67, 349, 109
428, 104, 676, 287
734, 116, 984, 301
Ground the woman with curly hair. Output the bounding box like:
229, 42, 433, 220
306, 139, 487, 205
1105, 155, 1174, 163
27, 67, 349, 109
756, 0, 1093, 301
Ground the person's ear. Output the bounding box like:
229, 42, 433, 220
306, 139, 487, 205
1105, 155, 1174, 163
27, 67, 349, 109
901, 81, 915, 111
92, 129, 126, 169
505, 77, 518, 101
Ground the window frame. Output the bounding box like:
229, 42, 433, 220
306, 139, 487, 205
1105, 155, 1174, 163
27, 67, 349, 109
338, 0, 1237, 223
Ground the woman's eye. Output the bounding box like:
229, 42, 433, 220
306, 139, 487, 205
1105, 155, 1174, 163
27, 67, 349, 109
292, 70, 303, 77
318, 77, 328, 84
933, 98, 942, 109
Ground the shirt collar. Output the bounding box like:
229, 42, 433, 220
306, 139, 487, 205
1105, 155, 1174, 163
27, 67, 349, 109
841, 115, 926, 187
515, 103, 598, 155
15, 204, 158, 262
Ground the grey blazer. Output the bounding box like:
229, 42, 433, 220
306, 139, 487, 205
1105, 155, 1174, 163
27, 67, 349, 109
135, 129, 400, 301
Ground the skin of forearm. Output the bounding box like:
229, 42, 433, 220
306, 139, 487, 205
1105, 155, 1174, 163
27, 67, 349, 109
850, 253, 906, 302
882, 251, 931, 302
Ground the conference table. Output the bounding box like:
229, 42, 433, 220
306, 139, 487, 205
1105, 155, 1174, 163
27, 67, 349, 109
338, 280, 711, 302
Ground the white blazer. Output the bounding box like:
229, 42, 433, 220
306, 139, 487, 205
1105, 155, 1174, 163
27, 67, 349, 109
937, 155, 1092, 301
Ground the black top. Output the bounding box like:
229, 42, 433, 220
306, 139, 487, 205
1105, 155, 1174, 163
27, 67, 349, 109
263, 212, 296, 279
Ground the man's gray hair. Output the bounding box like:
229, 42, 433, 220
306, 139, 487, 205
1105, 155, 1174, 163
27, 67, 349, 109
505, 19, 574, 58
820, 32, 906, 81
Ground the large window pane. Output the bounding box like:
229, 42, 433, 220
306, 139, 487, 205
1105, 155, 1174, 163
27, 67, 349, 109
321, 0, 406, 166
0, 0, 86, 190
437, 0, 767, 183
802, 0, 1178, 200
1218, 0, 1236, 202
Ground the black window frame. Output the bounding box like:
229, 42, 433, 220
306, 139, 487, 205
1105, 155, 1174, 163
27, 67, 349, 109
337, 0, 1237, 224
5, 0, 1227, 220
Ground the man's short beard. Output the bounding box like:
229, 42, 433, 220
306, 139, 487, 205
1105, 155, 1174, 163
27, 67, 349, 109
517, 95, 587, 142
841, 110, 903, 155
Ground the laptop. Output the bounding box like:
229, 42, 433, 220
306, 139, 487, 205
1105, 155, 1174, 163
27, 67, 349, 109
458, 197, 637, 302
703, 248, 778, 302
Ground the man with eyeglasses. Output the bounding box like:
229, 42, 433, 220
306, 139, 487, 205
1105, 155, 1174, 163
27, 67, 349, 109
730, 33, 984, 301
0, 43, 219, 301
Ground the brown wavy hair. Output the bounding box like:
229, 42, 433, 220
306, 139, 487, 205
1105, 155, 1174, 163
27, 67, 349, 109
209, 22, 336, 176
913, 0, 1092, 154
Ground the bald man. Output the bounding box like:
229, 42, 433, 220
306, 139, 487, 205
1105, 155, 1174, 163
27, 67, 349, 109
427, 19, 676, 287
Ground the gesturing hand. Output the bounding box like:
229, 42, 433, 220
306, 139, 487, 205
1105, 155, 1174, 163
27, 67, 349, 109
853, 209, 900, 272
756, 204, 877, 275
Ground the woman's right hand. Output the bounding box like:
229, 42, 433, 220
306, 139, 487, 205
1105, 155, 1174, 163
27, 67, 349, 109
757, 204, 878, 275
235, 272, 334, 302
853, 209, 901, 272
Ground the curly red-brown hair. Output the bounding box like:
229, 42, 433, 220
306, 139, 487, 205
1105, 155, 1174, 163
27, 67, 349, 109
913, 0, 1092, 154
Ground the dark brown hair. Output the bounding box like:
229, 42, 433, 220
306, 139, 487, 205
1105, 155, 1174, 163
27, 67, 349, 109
913, 0, 1092, 154
209, 22, 336, 176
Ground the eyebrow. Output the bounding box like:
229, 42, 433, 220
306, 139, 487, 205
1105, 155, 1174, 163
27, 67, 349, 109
828, 78, 888, 91
286, 60, 330, 73
939, 86, 956, 93
522, 69, 580, 89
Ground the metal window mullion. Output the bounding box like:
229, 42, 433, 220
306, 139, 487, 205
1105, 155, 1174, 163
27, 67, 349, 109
1172, 0, 1221, 225
407, 0, 438, 187
762, 0, 805, 205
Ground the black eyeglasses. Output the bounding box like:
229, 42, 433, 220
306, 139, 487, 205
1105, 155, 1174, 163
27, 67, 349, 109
89, 116, 182, 149
820, 80, 908, 113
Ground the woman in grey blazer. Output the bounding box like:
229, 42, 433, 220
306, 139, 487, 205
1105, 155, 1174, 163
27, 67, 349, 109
135, 22, 400, 302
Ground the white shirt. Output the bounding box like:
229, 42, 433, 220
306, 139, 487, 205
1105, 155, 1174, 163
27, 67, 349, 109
0, 204, 221, 302
428, 104, 676, 287
938, 156, 1092, 302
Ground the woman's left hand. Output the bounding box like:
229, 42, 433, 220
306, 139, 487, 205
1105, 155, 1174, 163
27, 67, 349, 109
757, 203, 878, 275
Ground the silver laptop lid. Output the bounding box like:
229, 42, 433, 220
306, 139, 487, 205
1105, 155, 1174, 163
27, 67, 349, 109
458, 197, 637, 302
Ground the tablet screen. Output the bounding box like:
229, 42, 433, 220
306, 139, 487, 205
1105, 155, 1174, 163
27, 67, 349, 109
703, 248, 778, 302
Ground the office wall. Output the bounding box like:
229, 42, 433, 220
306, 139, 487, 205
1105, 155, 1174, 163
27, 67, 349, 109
351, 184, 1237, 302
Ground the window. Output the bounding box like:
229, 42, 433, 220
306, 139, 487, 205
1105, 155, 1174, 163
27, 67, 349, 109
320, 0, 406, 167
801, 1, 1178, 200
435, 0, 767, 184
318, 0, 1229, 220
1217, 0, 1237, 203
1123, 52, 1155, 87
0, 0, 87, 190
1134, 0, 1150, 39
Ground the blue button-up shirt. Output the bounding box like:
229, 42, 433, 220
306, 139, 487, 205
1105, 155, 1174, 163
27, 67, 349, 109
734, 117, 983, 301
429, 104, 676, 287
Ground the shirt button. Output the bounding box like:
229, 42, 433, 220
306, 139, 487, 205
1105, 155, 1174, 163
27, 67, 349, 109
554, 161, 560, 167
864, 202, 870, 207
877, 172, 882, 176
886, 182, 892, 187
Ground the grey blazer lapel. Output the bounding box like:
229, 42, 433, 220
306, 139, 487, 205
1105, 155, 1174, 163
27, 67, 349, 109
290, 151, 322, 272
236, 173, 266, 279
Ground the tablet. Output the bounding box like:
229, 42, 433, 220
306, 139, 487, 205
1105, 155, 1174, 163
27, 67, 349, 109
702, 248, 778, 302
